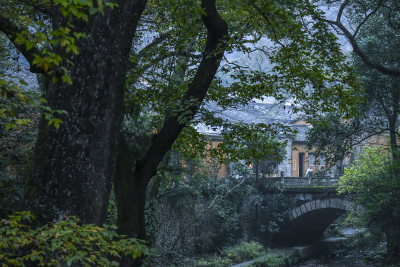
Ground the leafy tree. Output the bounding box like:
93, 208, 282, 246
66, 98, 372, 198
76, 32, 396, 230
307, 13, 400, 164
143, 154, 287, 263
0, 0, 359, 242
322, 0, 400, 77
352, 15, 400, 153
114, 0, 359, 240
1, 0, 148, 226
307, 8, 400, 260
337, 147, 400, 262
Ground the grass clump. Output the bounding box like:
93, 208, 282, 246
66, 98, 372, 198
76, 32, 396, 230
250, 254, 284, 267
250, 252, 295, 267
194, 241, 265, 267
221, 241, 265, 262
195, 256, 233, 267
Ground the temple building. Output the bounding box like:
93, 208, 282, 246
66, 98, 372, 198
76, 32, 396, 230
196, 102, 330, 178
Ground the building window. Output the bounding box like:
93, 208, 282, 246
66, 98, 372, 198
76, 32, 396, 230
308, 153, 315, 166
319, 156, 326, 167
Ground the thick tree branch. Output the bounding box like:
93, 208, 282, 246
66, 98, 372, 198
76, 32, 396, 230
15, 0, 52, 15
127, 30, 192, 76
135, 0, 228, 185
336, 0, 349, 21
130, 51, 201, 77
136, 30, 173, 59
0, 15, 44, 73
126, 51, 201, 90
385, 4, 400, 30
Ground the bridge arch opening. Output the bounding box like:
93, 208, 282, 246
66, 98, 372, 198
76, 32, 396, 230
273, 198, 351, 245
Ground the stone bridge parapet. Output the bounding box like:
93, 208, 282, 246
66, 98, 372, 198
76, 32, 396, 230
258, 176, 339, 187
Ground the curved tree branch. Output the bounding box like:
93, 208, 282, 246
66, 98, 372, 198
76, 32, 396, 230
135, 0, 229, 185
353, 0, 382, 37
252, 3, 286, 48
324, 0, 400, 77
15, 0, 52, 15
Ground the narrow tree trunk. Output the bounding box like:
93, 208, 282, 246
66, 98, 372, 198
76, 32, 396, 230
114, 135, 148, 239
388, 117, 398, 154
386, 113, 399, 262
114, 0, 228, 239
254, 161, 259, 234
26, 1, 147, 225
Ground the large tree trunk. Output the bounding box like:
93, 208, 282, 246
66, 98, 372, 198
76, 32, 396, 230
114, 0, 228, 238
26, 1, 147, 225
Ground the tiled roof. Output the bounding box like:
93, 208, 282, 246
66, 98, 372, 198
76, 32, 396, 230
196, 101, 309, 140
202, 101, 297, 124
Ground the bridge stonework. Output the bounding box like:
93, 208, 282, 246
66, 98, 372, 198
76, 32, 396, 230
255, 178, 353, 245
288, 198, 351, 221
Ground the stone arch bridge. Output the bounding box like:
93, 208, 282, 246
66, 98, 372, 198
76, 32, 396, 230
256, 177, 353, 245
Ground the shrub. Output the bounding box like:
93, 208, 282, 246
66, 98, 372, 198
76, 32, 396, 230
221, 241, 265, 262
337, 147, 400, 261
195, 256, 232, 267
250, 254, 284, 267
0, 211, 149, 266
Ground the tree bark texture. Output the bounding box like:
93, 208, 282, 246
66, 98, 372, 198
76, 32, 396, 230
26, 0, 148, 225
385, 220, 400, 262
114, 0, 228, 239
114, 135, 147, 239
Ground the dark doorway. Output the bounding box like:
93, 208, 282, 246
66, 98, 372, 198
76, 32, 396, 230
299, 152, 305, 177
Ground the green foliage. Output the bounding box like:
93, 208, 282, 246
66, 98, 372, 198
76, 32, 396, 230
221, 241, 265, 263
193, 242, 296, 267
348, 2, 400, 73
218, 124, 287, 164
104, 189, 118, 228
337, 147, 400, 229
0, 176, 25, 218
0, 0, 117, 130
0, 211, 149, 266
0, 81, 33, 130
0, 97, 37, 217
145, 153, 289, 266
306, 4, 400, 167
306, 112, 371, 168
3, 0, 116, 75
250, 255, 282, 267
194, 255, 233, 267
249, 253, 293, 267
121, 112, 159, 160
147, 159, 256, 252
256, 183, 288, 234
343, 228, 383, 253
193, 241, 265, 267
351, 14, 400, 151
0, 34, 65, 131
125, 0, 362, 165
1, 2, 366, 264
0, 32, 36, 130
